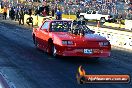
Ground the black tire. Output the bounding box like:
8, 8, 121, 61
51, 44, 57, 57
80, 15, 84, 20
34, 37, 39, 49
47, 40, 57, 57
47, 42, 52, 55
100, 18, 106, 23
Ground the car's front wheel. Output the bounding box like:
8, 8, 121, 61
51, 44, 57, 57
47, 42, 57, 57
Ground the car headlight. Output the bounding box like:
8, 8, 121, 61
67, 41, 74, 45
62, 41, 67, 45
62, 40, 74, 45
99, 42, 109, 46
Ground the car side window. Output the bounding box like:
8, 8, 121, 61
41, 22, 50, 30
87, 11, 91, 14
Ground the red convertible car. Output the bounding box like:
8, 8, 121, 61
32, 20, 111, 58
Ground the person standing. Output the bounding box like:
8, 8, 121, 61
9, 7, 15, 20
51, 7, 55, 17
19, 8, 24, 25
45, 5, 49, 16
35, 7, 39, 15
3, 6, 7, 20
128, 2, 132, 11
15, 6, 19, 21
76, 9, 80, 20
28, 8, 32, 16
126, 9, 132, 20
42, 8, 47, 17
117, 14, 123, 28
56, 9, 62, 20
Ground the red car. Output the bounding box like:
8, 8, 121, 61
32, 20, 111, 58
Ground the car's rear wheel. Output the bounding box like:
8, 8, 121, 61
100, 18, 106, 23
80, 15, 84, 20
34, 37, 39, 49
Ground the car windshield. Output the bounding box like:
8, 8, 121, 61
50, 21, 71, 32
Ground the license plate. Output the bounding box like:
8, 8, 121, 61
93, 49, 100, 53
84, 49, 93, 54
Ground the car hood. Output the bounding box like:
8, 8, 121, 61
51, 32, 107, 42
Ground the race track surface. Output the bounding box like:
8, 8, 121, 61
0, 20, 132, 88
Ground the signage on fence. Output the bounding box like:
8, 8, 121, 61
93, 27, 132, 50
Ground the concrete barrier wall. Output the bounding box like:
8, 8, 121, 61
125, 20, 132, 30
62, 14, 76, 20
103, 22, 125, 29
88, 26, 132, 50
0, 8, 3, 13
37, 16, 44, 26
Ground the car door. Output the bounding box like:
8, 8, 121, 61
39, 21, 50, 50
90, 11, 97, 20
84, 10, 92, 20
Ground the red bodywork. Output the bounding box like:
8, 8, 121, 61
32, 20, 111, 58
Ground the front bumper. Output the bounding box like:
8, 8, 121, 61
56, 46, 111, 58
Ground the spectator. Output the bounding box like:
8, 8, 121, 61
117, 14, 122, 23
126, 9, 132, 20
28, 8, 32, 16
1, 1, 4, 9
51, 7, 55, 17
9, 7, 15, 20
26, 15, 33, 27
126, 2, 132, 20
55, 5, 57, 13
3, 6, 7, 20
24, 6, 28, 14
76, 9, 80, 20
42, 9, 47, 17
39, 5, 45, 14
128, 2, 132, 11
56, 9, 62, 20
35, 7, 39, 15
19, 8, 24, 25
45, 5, 49, 16
117, 14, 123, 28
15, 6, 19, 21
